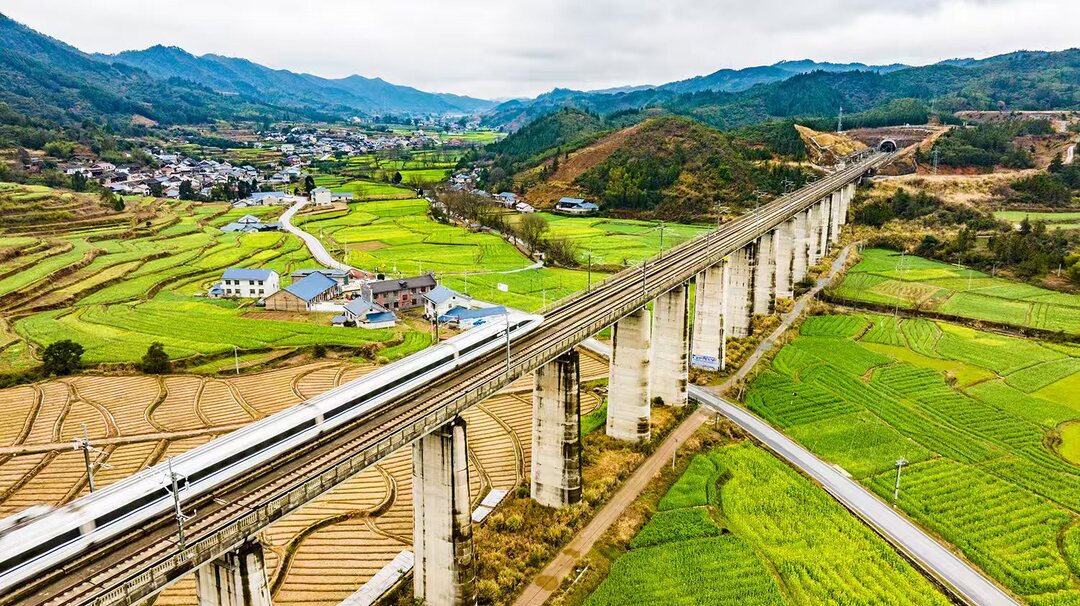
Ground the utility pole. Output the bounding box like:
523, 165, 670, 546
932, 148, 939, 175
892, 456, 908, 507
233, 345, 240, 375
587, 249, 593, 291
894, 251, 906, 317
641, 260, 647, 298
503, 310, 511, 379
74, 424, 100, 494
658, 222, 666, 258
165, 458, 192, 548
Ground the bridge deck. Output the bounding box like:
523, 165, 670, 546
10, 153, 891, 606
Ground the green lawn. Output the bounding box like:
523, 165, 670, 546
832, 248, 1080, 334
587, 443, 951, 605
995, 210, 1080, 226
746, 313, 1080, 602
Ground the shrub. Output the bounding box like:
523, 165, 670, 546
505, 514, 524, 531
42, 339, 84, 376
139, 342, 170, 374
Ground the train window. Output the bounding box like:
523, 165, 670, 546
459, 333, 500, 356
0, 527, 81, 575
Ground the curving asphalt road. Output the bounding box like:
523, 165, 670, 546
690, 389, 1018, 605
280, 199, 355, 271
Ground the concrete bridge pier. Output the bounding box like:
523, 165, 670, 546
829, 190, 843, 245
807, 203, 823, 266
195, 539, 272, 606
606, 307, 652, 442
816, 198, 832, 260
651, 283, 689, 407
531, 351, 583, 508
841, 182, 855, 226
724, 246, 753, 338
413, 417, 476, 606
792, 209, 810, 284
752, 232, 774, 316
773, 219, 794, 300
691, 264, 725, 371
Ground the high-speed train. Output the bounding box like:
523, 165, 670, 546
0, 311, 543, 594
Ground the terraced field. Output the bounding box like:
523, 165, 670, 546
746, 313, 1080, 603
0, 349, 610, 605
587, 442, 951, 605
0, 183, 429, 369
831, 248, 1080, 334
294, 197, 596, 311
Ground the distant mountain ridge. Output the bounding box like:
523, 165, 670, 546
99, 45, 495, 116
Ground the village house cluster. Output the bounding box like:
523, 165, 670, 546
61, 151, 264, 199
207, 266, 503, 331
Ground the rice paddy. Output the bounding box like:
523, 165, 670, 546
0, 349, 610, 605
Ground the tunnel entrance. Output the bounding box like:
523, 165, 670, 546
879, 140, 898, 152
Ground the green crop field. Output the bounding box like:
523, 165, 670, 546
587, 443, 951, 605
0, 187, 429, 369
294, 197, 601, 311
746, 313, 1080, 603
523, 214, 711, 267
832, 248, 1080, 334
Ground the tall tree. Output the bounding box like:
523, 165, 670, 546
42, 340, 84, 376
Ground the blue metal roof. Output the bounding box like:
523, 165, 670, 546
366, 311, 397, 323
222, 268, 276, 281
424, 285, 464, 305
284, 272, 338, 302
441, 305, 506, 321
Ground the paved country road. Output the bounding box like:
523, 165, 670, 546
280, 199, 356, 271
519, 244, 1018, 606
690, 389, 1019, 606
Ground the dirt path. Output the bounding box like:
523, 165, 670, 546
514, 247, 853, 606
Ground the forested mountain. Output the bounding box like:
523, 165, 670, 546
484, 49, 1080, 131
101, 46, 494, 116
0, 12, 327, 130
658, 59, 907, 95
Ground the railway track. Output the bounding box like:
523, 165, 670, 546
10, 153, 892, 606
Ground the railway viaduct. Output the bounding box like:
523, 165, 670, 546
10, 152, 890, 606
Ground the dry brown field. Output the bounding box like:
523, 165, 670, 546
0, 350, 609, 605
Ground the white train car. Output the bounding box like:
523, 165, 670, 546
0, 312, 543, 594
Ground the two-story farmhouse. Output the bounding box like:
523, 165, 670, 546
361, 273, 437, 311
212, 268, 280, 299
423, 285, 471, 320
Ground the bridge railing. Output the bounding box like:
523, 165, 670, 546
85, 152, 890, 606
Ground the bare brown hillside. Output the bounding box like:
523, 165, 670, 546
516, 120, 650, 208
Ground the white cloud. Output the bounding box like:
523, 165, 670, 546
1, 0, 1076, 98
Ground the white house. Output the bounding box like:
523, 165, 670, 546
555, 197, 600, 216
423, 285, 471, 320
216, 268, 280, 299
337, 298, 398, 329
311, 187, 333, 207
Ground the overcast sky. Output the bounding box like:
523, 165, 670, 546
2, 0, 1078, 99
